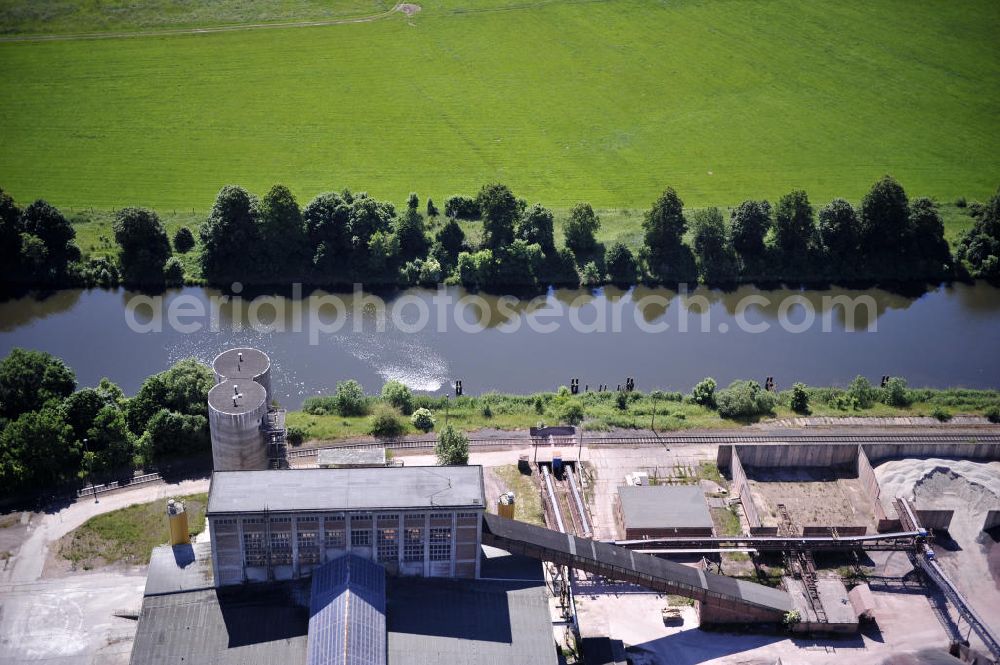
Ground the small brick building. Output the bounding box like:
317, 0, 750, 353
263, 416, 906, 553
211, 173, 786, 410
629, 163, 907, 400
617, 485, 714, 539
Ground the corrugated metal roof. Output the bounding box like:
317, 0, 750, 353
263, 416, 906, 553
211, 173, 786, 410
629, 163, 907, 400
618, 485, 714, 530
207, 467, 485, 515
308, 555, 387, 665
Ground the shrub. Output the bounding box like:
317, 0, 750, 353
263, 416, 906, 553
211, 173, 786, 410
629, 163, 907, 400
173, 227, 195, 253
881, 376, 912, 407
163, 257, 185, 286
286, 426, 306, 446
716, 380, 777, 420
335, 379, 368, 417
579, 261, 602, 287
790, 383, 810, 414
381, 380, 413, 415
534, 396, 544, 415
615, 391, 628, 411
930, 406, 952, 422
691, 378, 717, 408
564, 203, 600, 256
444, 195, 480, 220
411, 408, 435, 432
481, 403, 493, 419
561, 400, 585, 425
955, 196, 967, 208
302, 395, 338, 415
847, 375, 878, 409
986, 406, 1000, 424
368, 403, 405, 437
436, 424, 469, 465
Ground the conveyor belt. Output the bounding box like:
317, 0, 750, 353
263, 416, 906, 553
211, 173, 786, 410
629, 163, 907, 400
482, 514, 792, 621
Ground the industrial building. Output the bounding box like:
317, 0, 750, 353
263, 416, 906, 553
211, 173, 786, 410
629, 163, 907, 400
616, 485, 714, 539
207, 467, 485, 585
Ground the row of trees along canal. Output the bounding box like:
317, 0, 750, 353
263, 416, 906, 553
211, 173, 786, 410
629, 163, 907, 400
3, 347, 998, 501
1, 178, 999, 292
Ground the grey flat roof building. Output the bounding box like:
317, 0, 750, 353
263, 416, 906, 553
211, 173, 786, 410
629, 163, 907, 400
618, 485, 713, 531
208, 467, 485, 515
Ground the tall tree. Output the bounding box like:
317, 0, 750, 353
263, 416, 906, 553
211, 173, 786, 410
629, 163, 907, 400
113, 207, 172, 285
304, 191, 352, 274
0, 348, 76, 418
860, 175, 911, 253
817, 198, 860, 259
691, 207, 738, 284
563, 203, 601, 257
395, 207, 430, 262
908, 198, 951, 267
0, 406, 78, 491
605, 242, 637, 284
0, 188, 22, 281
729, 200, 772, 266
199, 185, 261, 283
476, 183, 520, 249
642, 188, 697, 282
19, 200, 78, 273
258, 184, 306, 279
773, 190, 815, 259
517, 203, 556, 254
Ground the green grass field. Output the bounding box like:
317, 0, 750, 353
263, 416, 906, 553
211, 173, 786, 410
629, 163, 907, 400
1, 0, 998, 213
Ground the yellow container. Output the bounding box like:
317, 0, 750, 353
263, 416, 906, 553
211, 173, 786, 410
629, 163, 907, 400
167, 499, 190, 545
498, 492, 516, 520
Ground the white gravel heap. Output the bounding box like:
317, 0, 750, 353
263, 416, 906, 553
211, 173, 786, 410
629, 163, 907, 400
875, 457, 1000, 516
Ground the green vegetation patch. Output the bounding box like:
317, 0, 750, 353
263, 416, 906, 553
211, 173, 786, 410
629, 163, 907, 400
1, 0, 997, 209
59, 492, 207, 569
493, 465, 543, 526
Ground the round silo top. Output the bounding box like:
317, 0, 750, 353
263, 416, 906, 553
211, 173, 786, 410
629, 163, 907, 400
213, 347, 270, 381
208, 378, 266, 415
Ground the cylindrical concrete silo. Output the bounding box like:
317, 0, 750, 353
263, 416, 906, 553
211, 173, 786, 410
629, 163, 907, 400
208, 379, 268, 471
212, 347, 272, 407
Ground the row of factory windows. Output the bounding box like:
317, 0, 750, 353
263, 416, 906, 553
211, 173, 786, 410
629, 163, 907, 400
214, 511, 480, 528
241, 526, 457, 567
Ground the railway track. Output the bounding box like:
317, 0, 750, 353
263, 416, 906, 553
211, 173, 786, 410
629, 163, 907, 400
287, 430, 1000, 458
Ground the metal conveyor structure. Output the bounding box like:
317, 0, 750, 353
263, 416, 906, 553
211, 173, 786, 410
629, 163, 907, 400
482, 513, 792, 624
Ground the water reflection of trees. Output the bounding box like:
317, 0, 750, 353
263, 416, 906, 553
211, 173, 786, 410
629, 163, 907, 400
0, 289, 84, 331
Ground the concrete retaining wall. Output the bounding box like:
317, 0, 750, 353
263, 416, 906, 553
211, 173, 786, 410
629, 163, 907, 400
727, 444, 858, 469
863, 442, 1000, 464
915, 510, 954, 531
857, 446, 889, 525
729, 449, 760, 530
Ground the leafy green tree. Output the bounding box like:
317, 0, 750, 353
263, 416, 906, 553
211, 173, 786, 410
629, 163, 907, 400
259, 184, 307, 279
817, 198, 860, 259
773, 190, 815, 263
125, 358, 213, 434
381, 380, 414, 415
908, 198, 951, 268
395, 207, 430, 262
434, 219, 466, 264
494, 240, 543, 287
335, 379, 368, 417
426, 198, 439, 218
113, 207, 172, 285
642, 188, 697, 282
304, 191, 352, 274
691, 377, 717, 407
790, 383, 810, 414
517, 203, 556, 254
729, 200, 772, 267
435, 424, 469, 465
19, 200, 78, 275
164, 257, 185, 286
173, 227, 195, 253
62, 388, 106, 440
956, 187, 1000, 279
0, 187, 22, 281
411, 408, 435, 432
456, 249, 497, 290
881, 376, 911, 407
477, 183, 520, 249
444, 195, 480, 220
860, 175, 911, 253
564, 203, 601, 257
86, 405, 135, 472
715, 380, 776, 420
691, 207, 738, 284
199, 185, 262, 283
368, 403, 405, 437
605, 242, 637, 284
560, 400, 585, 426
18, 234, 49, 282
0, 406, 79, 492
365, 229, 399, 277
0, 348, 76, 418
578, 260, 602, 287
539, 248, 580, 287
144, 409, 209, 461
847, 375, 878, 409
407, 192, 419, 211
349, 195, 395, 250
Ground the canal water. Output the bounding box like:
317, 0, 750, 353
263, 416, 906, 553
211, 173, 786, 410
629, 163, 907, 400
0, 283, 998, 408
